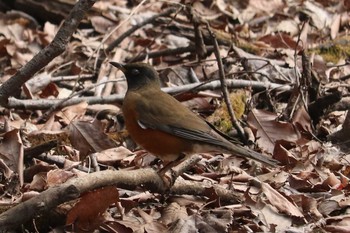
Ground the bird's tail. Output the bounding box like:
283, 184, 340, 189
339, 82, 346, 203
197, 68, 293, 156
228, 144, 279, 167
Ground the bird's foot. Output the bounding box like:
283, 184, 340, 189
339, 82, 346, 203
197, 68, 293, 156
158, 168, 177, 189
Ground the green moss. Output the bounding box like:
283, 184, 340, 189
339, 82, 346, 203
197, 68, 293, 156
309, 38, 350, 63
207, 90, 247, 133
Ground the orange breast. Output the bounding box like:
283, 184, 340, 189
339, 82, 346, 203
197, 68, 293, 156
122, 101, 194, 162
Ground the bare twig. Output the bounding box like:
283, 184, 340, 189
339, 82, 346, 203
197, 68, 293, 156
7, 79, 292, 110
128, 45, 214, 62
51, 74, 95, 82
207, 24, 246, 142
163, 154, 202, 186
36, 79, 122, 123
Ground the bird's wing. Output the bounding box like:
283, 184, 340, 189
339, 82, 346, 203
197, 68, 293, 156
134, 92, 232, 148
205, 120, 243, 145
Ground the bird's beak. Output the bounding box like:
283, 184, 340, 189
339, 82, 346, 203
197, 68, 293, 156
110, 61, 126, 73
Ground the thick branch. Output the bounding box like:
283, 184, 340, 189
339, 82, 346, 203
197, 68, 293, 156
0, 156, 199, 231
0, 185, 80, 231
0, 155, 241, 231
0, 168, 242, 231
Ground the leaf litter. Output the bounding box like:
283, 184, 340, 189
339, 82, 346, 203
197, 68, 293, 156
0, 0, 349, 232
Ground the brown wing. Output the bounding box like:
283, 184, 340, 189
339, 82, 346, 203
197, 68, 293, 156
134, 90, 232, 147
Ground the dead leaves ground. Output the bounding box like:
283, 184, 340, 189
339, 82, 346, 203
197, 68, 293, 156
0, 0, 350, 232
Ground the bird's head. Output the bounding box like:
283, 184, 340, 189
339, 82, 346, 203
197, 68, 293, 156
110, 62, 161, 90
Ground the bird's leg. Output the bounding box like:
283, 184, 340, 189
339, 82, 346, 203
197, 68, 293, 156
158, 153, 186, 176
157, 153, 187, 187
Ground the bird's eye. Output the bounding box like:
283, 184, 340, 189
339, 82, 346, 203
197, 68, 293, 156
131, 69, 140, 75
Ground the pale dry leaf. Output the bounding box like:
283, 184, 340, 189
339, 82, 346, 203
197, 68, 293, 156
137, 208, 168, 233
21, 191, 40, 202
273, 142, 298, 165
201, 209, 233, 232
259, 180, 304, 218
159, 202, 188, 226
258, 204, 292, 231
6, 21, 25, 41
330, 14, 341, 40
247, 109, 300, 154
68, 119, 116, 160
42, 21, 57, 44
232, 45, 296, 82
11, 50, 34, 66
169, 218, 196, 233
215, 0, 240, 19
24, 72, 52, 94
192, 1, 221, 20
275, 20, 299, 36
121, 191, 154, 202
29, 172, 47, 191
96, 147, 133, 165
0, 129, 24, 186
0, 159, 13, 179
290, 194, 323, 219
303, 1, 332, 30
56, 101, 88, 124
318, 200, 340, 216
130, 12, 156, 26
164, 35, 190, 49
324, 215, 350, 233
257, 170, 289, 184
46, 169, 75, 187
248, 0, 283, 14
292, 106, 313, 136
90, 16, 114, 34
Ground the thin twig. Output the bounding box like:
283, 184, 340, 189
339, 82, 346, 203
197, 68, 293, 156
128, 45, 214, 62
7, 79, 292, 110
51, 74, 95, 82
36, 79, 122, 123
207, 24, 246, 143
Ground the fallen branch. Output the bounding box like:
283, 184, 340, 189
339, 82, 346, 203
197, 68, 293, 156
7, 79, 292, 110
0, 155, 243, 231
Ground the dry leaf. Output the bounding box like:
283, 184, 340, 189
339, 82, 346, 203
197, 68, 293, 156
68, 119, 116, 160
0, 129, 24, 186
66, 186, 120, 231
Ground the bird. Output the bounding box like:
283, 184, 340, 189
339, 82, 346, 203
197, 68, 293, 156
110, 62, 278, 174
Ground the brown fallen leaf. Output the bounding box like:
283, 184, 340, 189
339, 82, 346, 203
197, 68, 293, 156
252, 178, 304, 218
66, 186, 120, 231
68, 119, 116, 160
